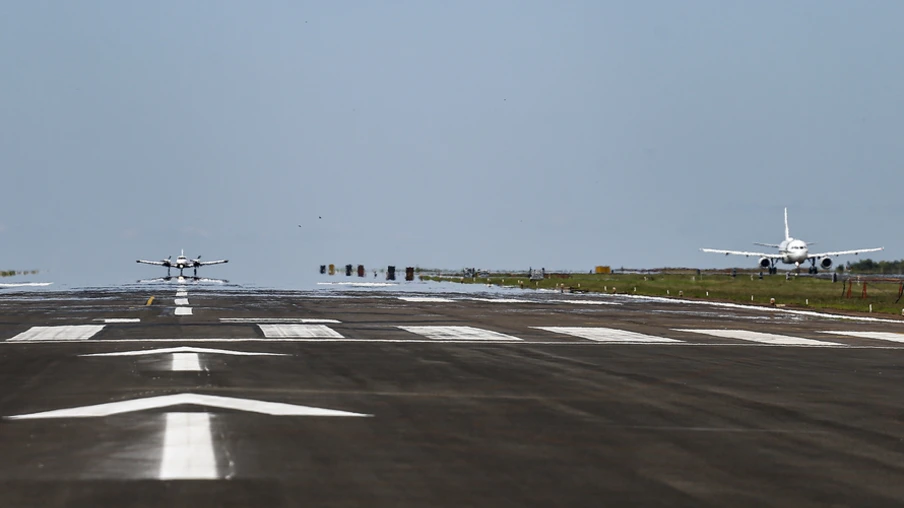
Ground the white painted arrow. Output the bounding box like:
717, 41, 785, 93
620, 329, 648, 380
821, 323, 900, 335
7, 394, 370, 481
81, 346, 288, 357
6, 393, 372, 419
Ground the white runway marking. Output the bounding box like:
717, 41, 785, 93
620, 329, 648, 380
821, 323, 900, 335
398, 297, 455, 302
7, 393, 373, 419
676, 329, 841, 346
258, 324, 344, 339
171, 353, 202, 371
546, 300, 620, 306
159, 412, 217, 480
176, 291, 188, 297
82, 346, 288, 357
821, 331, 904, 343
219, 318, 341, 324
175, 307, 193, 316
469, 298, 535, 304
101, 318, 141, 324
174, 298, 189, 306
534, 327, 680, 343
399, 326, 522, 341
8, 325, 105, 342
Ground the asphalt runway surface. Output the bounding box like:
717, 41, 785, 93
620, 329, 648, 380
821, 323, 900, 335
2, 285, 904, 507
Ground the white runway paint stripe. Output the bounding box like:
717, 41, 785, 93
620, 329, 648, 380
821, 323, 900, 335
174, 298, 189, 306
534, 327, 681, 343
675, 329, 841, 346
176, 291, 188, 297
159, 412, 217, 480
220, 318, 341, 324
399, 326, 522, 341
398, 297, 455, 302
258, 324, 344, 339
82, 346, 288, 357
8, 337, 904, 348
101, 318, 141, 324
821, 331, 904, 343
469, 298, 535, 304
8, 325, 105, 342
175, 307, 193, 316
546, 300, 621, 306
171, 353, 202, 371
7, 393, 372, 419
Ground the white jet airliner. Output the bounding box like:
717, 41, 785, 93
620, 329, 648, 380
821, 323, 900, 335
137, 250, 228, 277
701, 208, 883, 274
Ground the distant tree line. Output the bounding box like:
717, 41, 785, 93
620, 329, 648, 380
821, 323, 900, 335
844, 259, 904, 274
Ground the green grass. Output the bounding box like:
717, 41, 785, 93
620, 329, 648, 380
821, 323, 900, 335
421, 272, 904, 317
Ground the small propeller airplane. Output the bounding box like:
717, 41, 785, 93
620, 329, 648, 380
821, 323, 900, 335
137, 250, 228, 278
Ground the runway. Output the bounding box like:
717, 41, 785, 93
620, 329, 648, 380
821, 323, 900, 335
2, 286, 904, 506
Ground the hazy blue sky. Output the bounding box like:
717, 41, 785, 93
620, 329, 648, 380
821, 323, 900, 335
2, 1, 902, 288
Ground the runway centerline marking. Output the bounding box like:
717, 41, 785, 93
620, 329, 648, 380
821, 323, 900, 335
100, 318, 141, 324
398, 326, 522, 341
175, 307, 193, 316
174, 298, 189, 306
258, 324, 344, 339
171, 352, 201, 371
8, 325, 105, 342
176, 291, 188, 297
220, 318, 341, 324
820, 331, 904, 343
160, 412, 217, 480
675, 329, 841, 346
398, 297, 455, 302
534, 327, 681, 343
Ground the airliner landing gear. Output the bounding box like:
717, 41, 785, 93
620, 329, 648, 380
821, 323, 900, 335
767, 261, 777, 275
807, 259, 819, 275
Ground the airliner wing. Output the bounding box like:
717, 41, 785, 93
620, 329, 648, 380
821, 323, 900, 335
810, 247, 884, 258
136, 259, 166, 266
700, 248, 782, 259
753, 242, 780, 248
198, 259, 228, 266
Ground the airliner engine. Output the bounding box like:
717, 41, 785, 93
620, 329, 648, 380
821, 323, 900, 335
820, 257, 833, 270
758, 257, 771, 269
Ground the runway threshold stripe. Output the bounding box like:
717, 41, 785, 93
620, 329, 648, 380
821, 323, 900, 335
172, 353, 201, 371
398, 326, 522, 341
159, 413, 217, 480
533, 327, 680, 343
220, 318, 342, 324
8, 325, 106, 342
175, 307, 193, 316
258, 324, 344, 339
675, 329, 841, 346
820, 331, 904, 343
